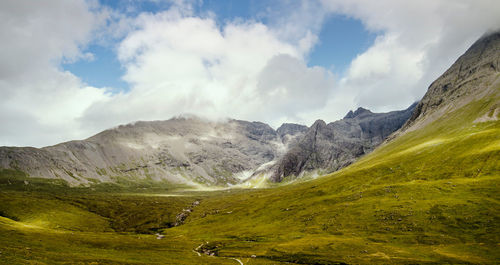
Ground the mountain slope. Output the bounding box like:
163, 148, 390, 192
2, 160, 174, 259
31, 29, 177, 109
271, 103, 416, 182
402, 31, 500, 132
0, 117, 292, 186
0, 108, 413, 187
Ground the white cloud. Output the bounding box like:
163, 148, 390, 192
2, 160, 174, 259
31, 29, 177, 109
317, 0, 500, 115
342, 34, 424, 109
261, 0, 327, 48
256, 54, 334, 119
81, 8, 333, 130
0, 0, 109, 147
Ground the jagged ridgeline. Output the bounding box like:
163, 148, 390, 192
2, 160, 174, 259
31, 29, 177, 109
0, 103, 414, 187
270, 104, 416, 182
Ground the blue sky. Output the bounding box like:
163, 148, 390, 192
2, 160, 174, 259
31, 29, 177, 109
63, 44, 129, 91
63, 0, 375, 90
308, 14, 376, 72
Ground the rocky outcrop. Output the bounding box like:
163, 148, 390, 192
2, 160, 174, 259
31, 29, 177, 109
271, 104, 416, 182
0, 117, 292, 186
0, 107, 417, 186
276, 123, 308, 138
0, 105, 416, 186
276, 123, 308, 145
403, 31, 500, 131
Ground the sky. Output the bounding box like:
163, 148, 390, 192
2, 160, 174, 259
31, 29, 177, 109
1, 0, 500, 147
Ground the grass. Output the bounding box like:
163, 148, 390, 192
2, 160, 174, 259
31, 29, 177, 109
175, 93, 500, 264
0, 215, 233, 264
0, 91, 499, 263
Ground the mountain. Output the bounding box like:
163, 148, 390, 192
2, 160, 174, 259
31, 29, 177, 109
402, 31, 500, 132
271, 103, 416, 182
0, 117, 290, 186
276, 123, 308, 145
7, 31, 496, 189
0, 106, 413, 187
0, 32, 499, 265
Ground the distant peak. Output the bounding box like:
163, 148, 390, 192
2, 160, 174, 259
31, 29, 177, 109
354, 107, 372, 115
311, 119, 327, 128
344, 110, 355, 119
277, 123, 307, 131
344, 107, 372, 119
276, 123, 308, 138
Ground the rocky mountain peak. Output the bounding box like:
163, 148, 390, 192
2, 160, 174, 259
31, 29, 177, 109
276, 123, 308, 138
344, 111, 355, 119
270, 104, 415, 182
311, 119, 327, 129
403, 30, 500, 130
344, 107, 373, 119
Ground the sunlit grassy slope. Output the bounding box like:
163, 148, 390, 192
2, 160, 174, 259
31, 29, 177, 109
174, 89, 500, 264
0, 88, 499, 264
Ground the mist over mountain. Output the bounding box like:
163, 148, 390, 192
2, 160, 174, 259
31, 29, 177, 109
0, 105, 415, 187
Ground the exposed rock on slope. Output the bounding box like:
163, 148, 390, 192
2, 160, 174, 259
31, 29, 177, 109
0, 108, 418, 187
0, 106, 416, 186
271, 103, 416, 182
276, 123, 308, 145
271, 31, 500, 183
0, 117, 293, 186
402, 31, 500, 132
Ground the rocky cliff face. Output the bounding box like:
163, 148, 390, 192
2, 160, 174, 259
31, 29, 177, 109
270, 104, 416, 182
0, 105, 416, 186
0, 117, 294, 186
276, 123, 308, 145
0, 106, 414, 186
402, 31, 500, 132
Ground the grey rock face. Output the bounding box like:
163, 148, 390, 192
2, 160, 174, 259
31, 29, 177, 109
271, 104, 416, 182
403, 31, 500, 131
0, 105, 415, 186
0, 106, 416, 186
276, 123, 308, 145
0, 117, 289, 186
276, 123, 308, 138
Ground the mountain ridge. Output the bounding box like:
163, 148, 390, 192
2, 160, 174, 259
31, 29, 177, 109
402, 30, 500, 133
0, 106, 415, 187
270, 103, 416, 181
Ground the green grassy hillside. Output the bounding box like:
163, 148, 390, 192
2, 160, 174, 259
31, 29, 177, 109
174, 90, 500, 264
0, 86, 499, 264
